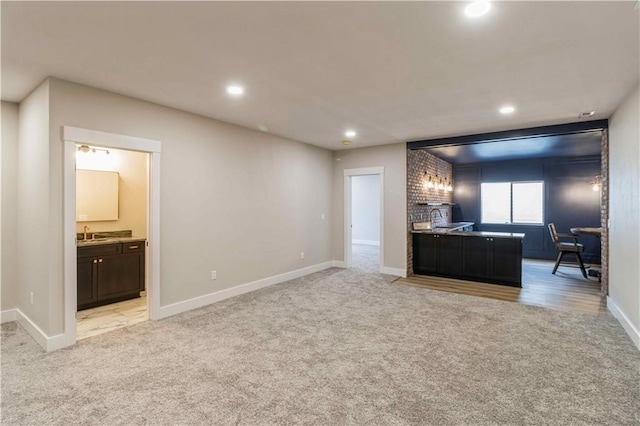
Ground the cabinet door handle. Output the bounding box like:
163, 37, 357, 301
93, 259, 98, 264
98, 259, 103, 263
129, 245, 139, 249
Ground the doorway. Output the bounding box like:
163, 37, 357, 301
62, 126, 161, 347
74, 146, 150, 340
343, 167, 384, 273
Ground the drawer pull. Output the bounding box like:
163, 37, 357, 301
98, 259, 103, 263
129, 245, 139, 250
93, 259, 98, 264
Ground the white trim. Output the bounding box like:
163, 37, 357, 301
15, 309, 66, 352
332, 260, 347, 268
343, 167, 385, 273
380, 267, 407, 277
63, 140, 78, 346
344, 176, 352, 268
62, 126, 161, 349
344, 167, 384, 176
148, 152, 161, 320
352, 239, 380, 246
1, 309, 17, 323
607, 296, 640, 351
157, 261, 334, 319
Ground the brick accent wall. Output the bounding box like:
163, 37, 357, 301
600, 129, 609, 298
407, 149, 453, 275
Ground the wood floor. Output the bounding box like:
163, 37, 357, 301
76, 295, 148, 340
396, 259, 606, 315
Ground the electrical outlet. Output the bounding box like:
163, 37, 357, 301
321, 213, 325, 220
300, 252, 305, 259
30, 292, 34, 304
211, 270, 217, 280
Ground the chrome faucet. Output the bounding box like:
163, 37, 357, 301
430, 208, 443, 226
83, 225, 90, 241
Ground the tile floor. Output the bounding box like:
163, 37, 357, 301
76, 295, 148, 340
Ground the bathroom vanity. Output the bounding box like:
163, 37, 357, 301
77, 236, 146, 310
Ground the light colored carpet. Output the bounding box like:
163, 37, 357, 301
351, 243, 380, 273
2, 265, 639, 425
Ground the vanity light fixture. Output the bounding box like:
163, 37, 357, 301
465, 1, 491, 18
77, 145, 110, 155
591, 175, 601, 191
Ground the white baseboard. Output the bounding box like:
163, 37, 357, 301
380, 266, 407, 277
332, 260, 347, 268
1, 309, 17, 323
352, 240, 380, 246
607, 296, 640, 351
158, 261, 334, 320
14, 309, 66, 352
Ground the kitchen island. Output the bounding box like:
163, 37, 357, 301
412, 227, 525, 287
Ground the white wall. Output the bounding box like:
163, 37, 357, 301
351, 174, 380, 245
17, 80, 56, 333
22, 78, 332, 336
608, 84, 640, 349
1, 102, 20, 312
76, 147, 148, 238
332, 143, 407, 271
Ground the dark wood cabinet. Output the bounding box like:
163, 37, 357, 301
413, 234, 439, 274
438, 235, 464, 276
413, 234, 463, 276
77, 256, 98, 307
77, 241, 145, 310
413, 233, 522, 287
461, 237, 490, 279
489, 237, 522, 285
462, 236, 522, 286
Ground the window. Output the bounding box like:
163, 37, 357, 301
481, 181, 544, 224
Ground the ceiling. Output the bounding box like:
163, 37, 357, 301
2, 2, 638, 151
418, 130, 603, 164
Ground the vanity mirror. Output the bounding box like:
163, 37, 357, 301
76, 169, 119, 221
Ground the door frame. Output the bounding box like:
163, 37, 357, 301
62, 126, 161, 347
343, 167, 385, 271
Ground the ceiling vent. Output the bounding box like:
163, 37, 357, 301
579, 111, 595, 118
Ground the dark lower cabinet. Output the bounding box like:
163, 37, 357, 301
489, 238, 522, 285
462, 237, 490, 279
413, 233, 522, 287
413, 234, 463, 276
438, 235, 464, 276
77, 241, 145, 310
413, 234, 439, 274
77, 256, 98, 307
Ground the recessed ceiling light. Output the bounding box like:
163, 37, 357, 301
499, 105, 515, 114
579, 111, 596, 118
465, 1, 491, 18
226, 85, 245, 96
342, 140, 351, 146
345, 130, 357, 138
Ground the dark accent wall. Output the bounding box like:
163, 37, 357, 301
452, 156, 602, 263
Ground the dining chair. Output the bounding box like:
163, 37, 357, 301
548, 223, 588, 278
